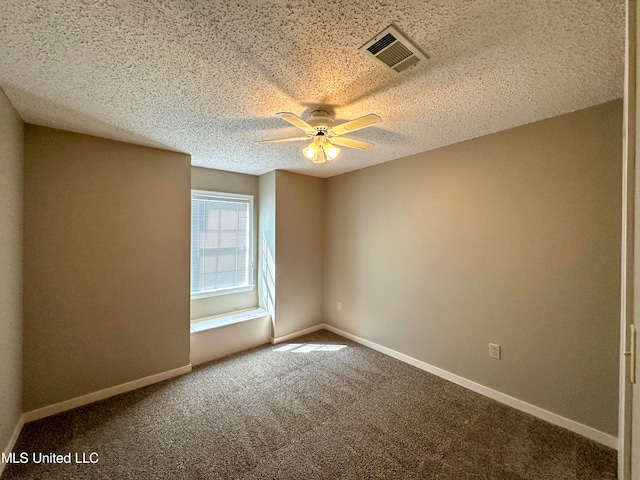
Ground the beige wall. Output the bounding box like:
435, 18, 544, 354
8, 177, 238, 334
190, 166, 259, 319
0, 89, 23, 453
324, 100, 622, 435
274, 171, 324, 338
23, 126, 191, 411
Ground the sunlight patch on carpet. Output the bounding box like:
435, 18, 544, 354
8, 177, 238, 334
273, 343, 347, 353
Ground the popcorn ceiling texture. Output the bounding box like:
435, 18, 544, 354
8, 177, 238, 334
0, 0, 625, 178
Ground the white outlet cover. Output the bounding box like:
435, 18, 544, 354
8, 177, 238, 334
489, 343, 501, 359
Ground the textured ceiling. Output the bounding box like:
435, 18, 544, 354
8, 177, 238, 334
0, 1, 625, 178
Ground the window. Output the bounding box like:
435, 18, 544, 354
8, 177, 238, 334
191, 190, 254, 298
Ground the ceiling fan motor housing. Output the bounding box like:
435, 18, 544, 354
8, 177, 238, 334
306, 110, 334, 131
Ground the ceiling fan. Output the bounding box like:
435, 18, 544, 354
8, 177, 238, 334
257, 110, 381, 164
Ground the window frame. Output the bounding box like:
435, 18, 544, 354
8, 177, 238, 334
190, 189, 255, 300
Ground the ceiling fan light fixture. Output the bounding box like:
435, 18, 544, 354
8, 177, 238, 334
303, 134, 335, 163
311, 148, 327, 164
303, 142, 319, 160
324, 142, 340, 160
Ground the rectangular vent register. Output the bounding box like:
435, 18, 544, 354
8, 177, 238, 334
360, 24, 428, 73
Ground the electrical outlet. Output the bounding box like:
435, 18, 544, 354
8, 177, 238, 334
489, 343, 501, 359
337, 302, 342, 311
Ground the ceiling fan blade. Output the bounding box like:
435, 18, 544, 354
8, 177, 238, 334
329, 114, 381, 136
276, 112, 317, 135
256, 136, 310, 145
330, 136, 373, 150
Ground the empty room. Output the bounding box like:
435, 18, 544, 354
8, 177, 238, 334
1, 1, 638, 479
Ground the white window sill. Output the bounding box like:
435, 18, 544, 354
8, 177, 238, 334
190, 308, 270, 334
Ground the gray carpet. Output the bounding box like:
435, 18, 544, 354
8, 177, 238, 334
2, 330, 616, 479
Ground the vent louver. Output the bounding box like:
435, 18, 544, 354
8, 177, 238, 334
360, 25, 427, 73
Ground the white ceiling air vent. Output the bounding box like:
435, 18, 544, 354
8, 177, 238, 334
359, 24, 427, 73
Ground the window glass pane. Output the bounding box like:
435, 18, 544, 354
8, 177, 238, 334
191, 191, 253, 297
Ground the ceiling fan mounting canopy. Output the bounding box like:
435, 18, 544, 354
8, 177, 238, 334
257, 109, 381, 164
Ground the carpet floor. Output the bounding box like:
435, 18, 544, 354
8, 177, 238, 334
2, 330, 616, 479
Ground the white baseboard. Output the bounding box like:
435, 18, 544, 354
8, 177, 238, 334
23, 364, 192, 424
321, 324, 618, 450
270, 324, 326, 344
1, 414, 25, 477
